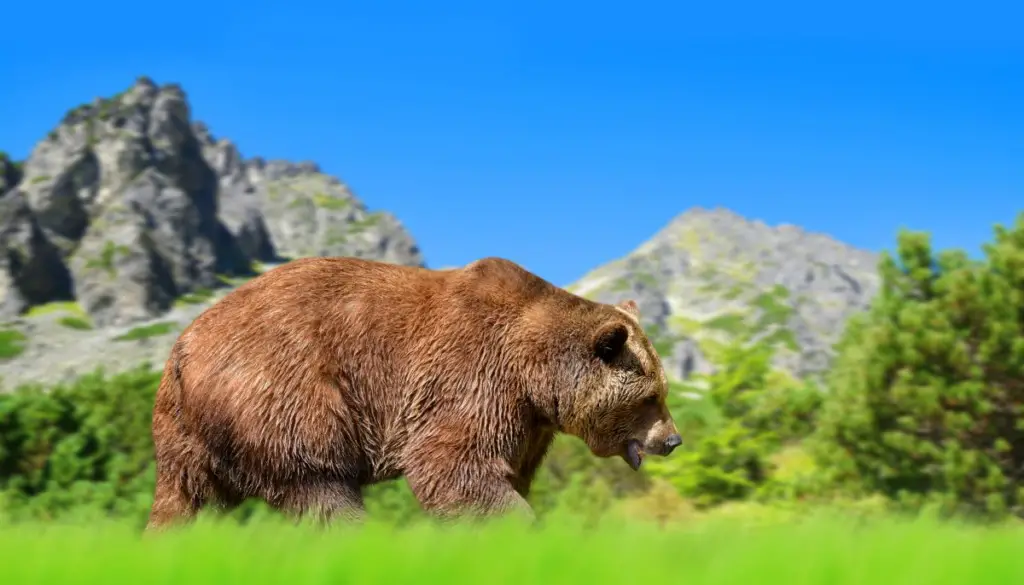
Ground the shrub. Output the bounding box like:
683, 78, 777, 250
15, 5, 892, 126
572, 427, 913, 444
646, 325, 824, 509
0, 329, 28, 360
0, 366, 160, 525
812, 217, 1024, 520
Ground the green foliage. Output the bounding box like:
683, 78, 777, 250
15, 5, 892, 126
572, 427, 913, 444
0, 329, 28, 359
113, 321, 177, 341
630, 279, 824, 510
311, 192, 351, 210
84, 241, 130, 277
348, 212, 385, 233
57, 316, 93, 331
647, 324, 823, 509
0, 367, 159, 524
704, 312, 747, 335
363, 478, 427, 525
665, 418, 771, 507
529, 434, 650, 517
812, 217, 1024, 521
25, 301, 87, 318
175, 287, 215, 306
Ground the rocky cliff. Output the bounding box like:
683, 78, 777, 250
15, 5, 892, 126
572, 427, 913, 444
0, 76, 423, 388
0, 77, 882, 391
567, 208, 881, 381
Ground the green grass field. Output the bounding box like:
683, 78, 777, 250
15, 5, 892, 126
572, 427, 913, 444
3, 513, 1022, 584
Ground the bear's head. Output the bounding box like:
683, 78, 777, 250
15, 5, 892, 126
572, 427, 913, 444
558, 299, 682, 471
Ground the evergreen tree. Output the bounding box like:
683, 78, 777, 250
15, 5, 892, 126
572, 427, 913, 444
813, 215, 1024, 519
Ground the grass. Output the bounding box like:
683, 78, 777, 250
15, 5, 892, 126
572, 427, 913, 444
0, 513, 1021, 584
57, 315, 93, 330
113, 321, 177, 342
311, 191, 350, 210
25, 300, 88, 318
85, 241, 131, 277
175, 287, 215, 306
0, 328, 28, 359
21, 301, 93, 331
703, 312, 749, 335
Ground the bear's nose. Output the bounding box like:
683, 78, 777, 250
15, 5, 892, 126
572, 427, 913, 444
664, 434, 682, 454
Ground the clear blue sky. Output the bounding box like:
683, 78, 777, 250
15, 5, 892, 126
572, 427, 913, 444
3, 1, 1022, 286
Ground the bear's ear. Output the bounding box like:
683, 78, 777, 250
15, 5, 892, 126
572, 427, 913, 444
617, 299, 640, 319
592, 321, 629, 364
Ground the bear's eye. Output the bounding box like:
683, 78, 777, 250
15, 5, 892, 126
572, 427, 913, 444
642, 396, 659, 407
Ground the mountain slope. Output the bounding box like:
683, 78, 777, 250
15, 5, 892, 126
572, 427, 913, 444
568, 208, 881, 380
0, 77, 423, 389
0, 77, 881, 391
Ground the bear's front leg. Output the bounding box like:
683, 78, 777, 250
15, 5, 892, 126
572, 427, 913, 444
403, 455, 536, 522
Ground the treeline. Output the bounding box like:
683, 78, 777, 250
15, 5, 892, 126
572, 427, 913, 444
2, 215, 1024, 528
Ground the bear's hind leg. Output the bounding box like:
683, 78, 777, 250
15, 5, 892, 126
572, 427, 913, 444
276, 481, 367, 526
145, 467, 205, 532
145, 410, 220, 532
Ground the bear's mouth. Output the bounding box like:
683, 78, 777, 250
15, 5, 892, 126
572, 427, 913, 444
623, 439, 644, 471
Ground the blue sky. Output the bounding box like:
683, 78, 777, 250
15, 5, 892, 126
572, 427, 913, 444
3, 1, 1022, 286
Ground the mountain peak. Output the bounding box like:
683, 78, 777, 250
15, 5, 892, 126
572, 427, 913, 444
0, 76, 424, 389
570, 206, 880, 380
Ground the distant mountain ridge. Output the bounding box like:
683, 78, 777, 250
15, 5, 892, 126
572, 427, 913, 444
0, 76, 422, 326
0, 76, 423, 388
0, 77, 880, 390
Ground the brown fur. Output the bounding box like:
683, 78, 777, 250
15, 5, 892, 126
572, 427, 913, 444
146, 256, 681, 530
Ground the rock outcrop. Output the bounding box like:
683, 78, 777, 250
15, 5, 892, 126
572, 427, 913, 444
568, 208, 881, 380
0, 76, 423, 328
0, 76, 425, 389
0, 76, 879, 391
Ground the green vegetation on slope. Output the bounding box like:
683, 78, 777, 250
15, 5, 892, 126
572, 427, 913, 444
175, 288, 215, 306
113, 322, 177, 342
0, 329, 28, 359
57, 316, 93, 330
25, 301, 88, 318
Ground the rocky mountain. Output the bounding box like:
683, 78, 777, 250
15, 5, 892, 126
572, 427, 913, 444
0, 76, 423, 389
567, 208, 881, 381
0, 76, 882, 391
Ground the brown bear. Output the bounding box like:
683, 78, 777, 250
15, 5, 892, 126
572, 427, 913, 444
145, 256, 682, 530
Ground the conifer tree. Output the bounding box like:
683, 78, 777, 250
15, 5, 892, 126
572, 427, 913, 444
813, 214, 1024, 519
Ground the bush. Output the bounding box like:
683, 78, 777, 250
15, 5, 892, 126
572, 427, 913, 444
0, 328, 28, 360
0, 366, 160, 525
812, 217, 1024, 520
646, 323, 824, 509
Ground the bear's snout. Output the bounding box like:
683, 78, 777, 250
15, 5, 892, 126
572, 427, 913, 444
642, 432, 682, 457
663, 433, 682, 454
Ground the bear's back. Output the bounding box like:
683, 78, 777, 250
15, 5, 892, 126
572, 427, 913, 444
173, 256, 570, 385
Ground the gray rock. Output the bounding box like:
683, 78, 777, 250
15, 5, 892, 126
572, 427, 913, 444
68, 199, 177, 327
15, 78, 248, 326
670, 337, 713, 381
0, 191, 74, 318
570, 207, 880, 380
0, 153, 23, 193
0, 76, 426, 388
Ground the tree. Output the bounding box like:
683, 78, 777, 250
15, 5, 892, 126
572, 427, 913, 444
812, 216, 1024, 520
646, 294, 823, 509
